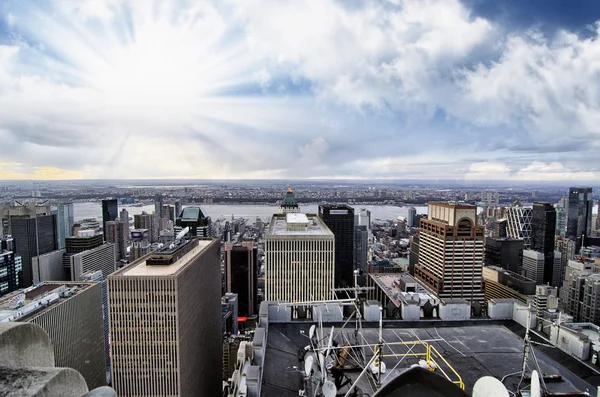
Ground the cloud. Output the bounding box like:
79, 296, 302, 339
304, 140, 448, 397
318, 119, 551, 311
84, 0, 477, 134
0, 1, 599, 180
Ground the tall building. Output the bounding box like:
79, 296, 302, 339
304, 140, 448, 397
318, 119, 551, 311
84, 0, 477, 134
278, 187, 300, 214
408, 234, 419, 276
596, 200, 600, 235
65, 230, 104, 254
555, 205, 567, 236
154, 194, 164, 219
265, 214, 334, 303
101, 199, 118, 241
484, 237, 523, 273
318, 204, 355, 288
56, 203, 74, 249
414, 202, 484, 304
493, 219, 508, 238
119, 209, 129, 242
407, 207, 417, 228
108, 238, 222, 397
175, 201, 182, 220
530, 203, 556, 285
555, 236, 576, 288
68, 243, 116, 281
482, 266, 536, 304
0, 282, 106, 389
522, 250, 544, 284
560, 259, 600, 325
134, 212, 156, 243
506, 206, 533, 249
354, 225, 369, 275
224, 242, 258, 317
567, 187, 593, 252
175, 207, 212, 237
0, 237, 22, 296
32, 249, 67, 283
10, 213, 57, 288
105, 221, 127, 261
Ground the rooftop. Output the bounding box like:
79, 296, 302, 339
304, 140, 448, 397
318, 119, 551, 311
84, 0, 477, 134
0, 282, 96, 323
266, 214, 332, 237
116, 239, 212, 277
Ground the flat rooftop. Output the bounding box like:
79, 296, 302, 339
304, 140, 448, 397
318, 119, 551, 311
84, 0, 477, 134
267, 214, 332, 237
117, 239, 212, 277
262, 323, 594, 396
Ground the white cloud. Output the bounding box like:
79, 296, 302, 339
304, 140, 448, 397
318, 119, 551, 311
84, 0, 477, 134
465, 161, 599, 181
298, 137, 329, 164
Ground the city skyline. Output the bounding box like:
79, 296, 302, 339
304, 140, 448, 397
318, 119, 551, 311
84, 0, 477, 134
1, 0, 600, 181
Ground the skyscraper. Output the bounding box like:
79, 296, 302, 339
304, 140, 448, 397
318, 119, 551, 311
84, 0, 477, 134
108, 238, 222, 397
555, 205, 567, 236
484, 237, 523, 273
530, 203, 557, 285
414, 202, 485, 304
407, 207, 417, 228
56, 203, 74, 249
0, 237, 22, 296
224, 242, 258, 317
101, 199, 118, 240
175, 201, 182, 219
506, 206, 533, 249
134, 212, 156, 243
175, 207, 212, 237
265, 213, 334, 302
65, 230, 104, 254
119, 209, 129, 242
104, 221, 127, 261
10, 214, 57, 288
354, 225, 369, 275
318, 204, 355, 288
567, 187, 593, 252
154, 194, 164, 219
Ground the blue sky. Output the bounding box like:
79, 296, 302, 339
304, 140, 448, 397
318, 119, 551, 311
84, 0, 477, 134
0, 0, 599, 180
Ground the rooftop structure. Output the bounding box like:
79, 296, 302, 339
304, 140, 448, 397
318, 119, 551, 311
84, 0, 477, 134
278, 187, 299, 214
266, 213, 331, 236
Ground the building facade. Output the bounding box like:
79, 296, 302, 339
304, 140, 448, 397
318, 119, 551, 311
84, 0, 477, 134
354, 225, 369, 275
484, 237, 523, 273
104, 221, 127, 261
69, 242, 116, 281
224, 242, 258, 317
265, 214, 334, 303
506, 206, 533, 249
108, 238, 222, 397
318, 204, 355, 288
0, 282, 106, 389
531, 203, 557, 285
32, 249, 67, 283
482, 266, 535, 304
414, 203, 485, 304
101, 199, 118, 240
134, 212, 156, 243
567, 187, 593, 253
0, 237, 22, 297
278, 187, 300, 214
56, 203, 74, 250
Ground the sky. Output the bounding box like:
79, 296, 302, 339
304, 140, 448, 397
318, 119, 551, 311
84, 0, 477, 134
0, 0, 600, 181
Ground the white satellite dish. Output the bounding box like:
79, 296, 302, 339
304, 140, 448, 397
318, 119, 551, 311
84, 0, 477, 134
530, 370, 541, 397
304, 355, 314, 377
322, 380, 337, 397
472, 376, 509, 397
175, 226, 190, 240
309, 325, 316, 339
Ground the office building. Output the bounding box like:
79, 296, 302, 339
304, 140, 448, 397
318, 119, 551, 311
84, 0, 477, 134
108, 238, 222, 397
162, 205, 175, 222
265, 213, 334, 303
407, 207, 417, 228
355, 225, 369, 275
534, 284, 559, 313
531, 203, 556, 285
221, 293, 239, 335
175, 207, 212, 237
0, 203, 51, 237
225, 242, 258, 317
119, 209, 129, 242
484, 237, 523, 273
0, 237, 22, 296
65, 230, 104, 254
493, 219, 508, 238
56, 203, 74, 249
506, 205, 533, 249
130, 229, 151, 261
0, 282, 106, 389
408, 234, 419, 276
10, 213, 57, 288
134, 211, 156, 243
482, 266, 536, 304
522, 250, 544, 284
278, 187, 299, 214
32, 249, 67, 283
596, 200, 600, 235
414, 202, 485, 304
101, 199, 118, 240
555, 236, 576, 288
555, 205, 567, 236
68, 243, 116, 281
567, 187, 593, 252
154, 194, 164, 220
318, 204, 355, 288
105, 221, 127, 261
175, 201, 182, 220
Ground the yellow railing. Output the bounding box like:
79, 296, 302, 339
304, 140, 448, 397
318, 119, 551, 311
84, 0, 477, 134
380, 341, 464, 390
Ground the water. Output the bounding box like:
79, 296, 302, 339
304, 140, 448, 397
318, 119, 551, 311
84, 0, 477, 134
73, 202, 428, 223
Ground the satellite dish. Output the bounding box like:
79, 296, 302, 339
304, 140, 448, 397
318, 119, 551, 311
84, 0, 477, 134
309, 325, 316, 339
472, 376, 509, 397
175, 226, 190, 240
322, 380, 337, 397
530, 370, 541, 397
304, 355, 314, 376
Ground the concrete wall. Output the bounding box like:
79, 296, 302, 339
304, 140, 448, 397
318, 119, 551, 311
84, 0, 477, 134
32, 249, 66, 283
439, 300, 471, 321
401, 301, 421, 320
488, 299, 515, 320
549, 325, 591, 360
